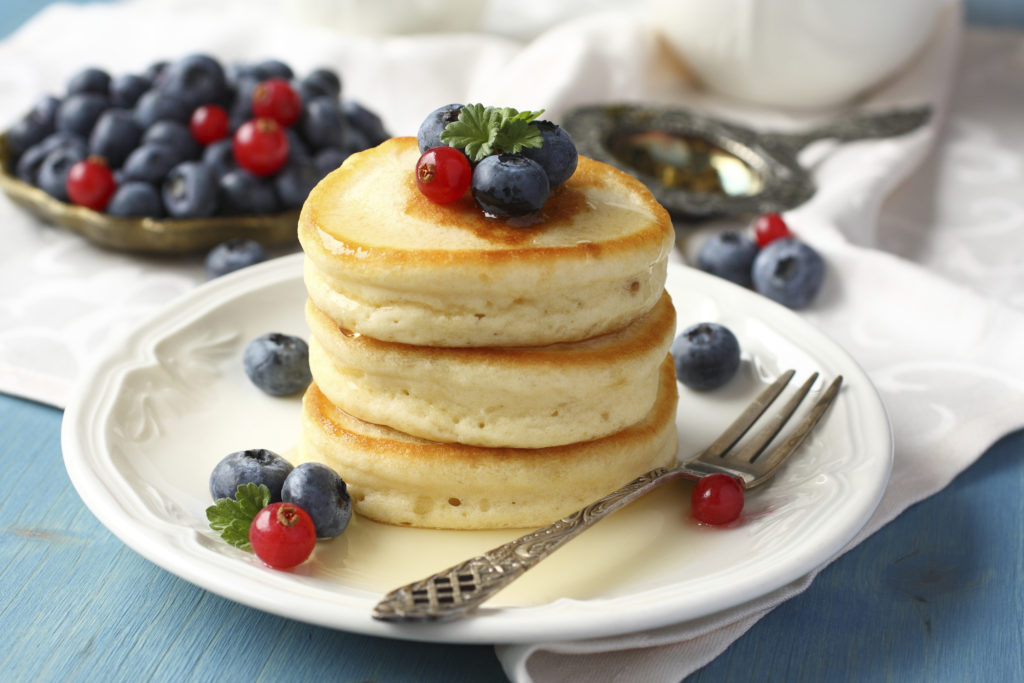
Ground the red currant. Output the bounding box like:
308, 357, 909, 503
66, 155, 117, 211
249, 502, 317, 569
233, 118, 289, 176
691, 473, 745, 525
190, 104, 230, 144
415, 146, 472, 204
753, 213, 792, 247
252, 78, 302, 127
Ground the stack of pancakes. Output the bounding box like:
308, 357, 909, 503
296, 137, 679, 529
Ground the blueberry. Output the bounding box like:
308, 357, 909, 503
343, 126, 371, 155
471, 154, 550, 218
159, 54, 229, 109
144, 60, 169, 87
671, 322, 741, 391
29, 95, 61, 131
300, 97, 346, 150
417, 103, 462, 153
205, 238, 268, 278
274, 161, 320, 209
67, 67, 111, 96
284, 128, 312, 163
301, 68, 342, 100
226, 62, 260, 86
106, 181, 164, 217
218, 168, 280, 215
243, 332, 312, 396
313, 147, 349, 176
5, 115, 52, 160
291, 80, 319, 111
342, 101, 388, 146
7, 96, 59, 159
521, 121, 577, 186
281, 463, 352, 539
88, 108, 142, 167
110, 73, 151, 108
133, 89, 191, 129
696, 230, 759, 288
15, 145, 50, 184
255, 59, 294, 80
751, 238, 825, 309
202, 139, 236, 177
228, 77, 258, 129
55, 92, 109, 137
17, 132, 86, 183
162, 161, 219, 218
122, 143, 180, 184
143, 120, 201, 162
209, 448, 294, 502
36, 145, 86, 200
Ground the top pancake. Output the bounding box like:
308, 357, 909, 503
299, 136, 675, 347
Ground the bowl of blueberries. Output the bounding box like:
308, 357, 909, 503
0, 53, 389, 254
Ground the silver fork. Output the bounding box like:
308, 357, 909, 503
372, 370, 843, 623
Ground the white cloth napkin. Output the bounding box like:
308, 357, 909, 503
3, 2, 1024, 681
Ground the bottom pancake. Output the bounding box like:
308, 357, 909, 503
296, 356, 679, 530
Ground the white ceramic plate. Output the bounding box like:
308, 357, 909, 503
62, 253, 892, 644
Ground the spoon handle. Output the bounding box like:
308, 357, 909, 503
765, 105, 933, 151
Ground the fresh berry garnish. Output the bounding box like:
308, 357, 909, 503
282, 463, 353, 539
471, 154, 549, 218
243, 332, 312, 396
415, 146, 472, 204
696, 231, 759, 288
251, 78, 302, 127
520, 120, 578, 186
206, 482, 269, 549
417, 103, 463, 153
249, 502, 317, 569
233, 117, 289, 176
439, 103, 544, 162
691, 473, 745, 525
751, 238, 825, 309
66, 155, 117, 210
209, 449, 294, 503
753, 213, 792, 247
189, 104, 230, 144
671, 322, 741, 391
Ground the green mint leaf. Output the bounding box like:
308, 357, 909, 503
206, 483, 271, 551
440, 104, 546, 162
494, 117, 543, 155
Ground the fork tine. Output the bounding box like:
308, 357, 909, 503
700, 369, 795, 459
743, 375, 843, 488
728, 372, 819, 465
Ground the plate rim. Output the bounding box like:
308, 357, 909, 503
61, 252, 893, 644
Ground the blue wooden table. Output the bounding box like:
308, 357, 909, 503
2, 3, 1023, 681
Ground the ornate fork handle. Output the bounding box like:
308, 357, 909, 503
372, 465, 699, 622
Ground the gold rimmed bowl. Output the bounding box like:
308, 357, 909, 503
0, 132, 300, 255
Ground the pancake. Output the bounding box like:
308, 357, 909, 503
296, 356, 680, 530
306, 292, 675, 448
299, 136, 674, 347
